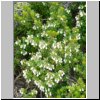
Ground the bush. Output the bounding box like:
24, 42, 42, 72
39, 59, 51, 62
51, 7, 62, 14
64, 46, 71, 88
14, 2, 86, 98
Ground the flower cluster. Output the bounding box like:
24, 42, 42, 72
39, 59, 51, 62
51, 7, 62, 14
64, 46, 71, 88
34, 80, 45, 92
39, 40, 48, 50
14, 2, 86, 98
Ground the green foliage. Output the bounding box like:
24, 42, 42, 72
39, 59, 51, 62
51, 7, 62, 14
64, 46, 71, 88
14, 2, 86, 98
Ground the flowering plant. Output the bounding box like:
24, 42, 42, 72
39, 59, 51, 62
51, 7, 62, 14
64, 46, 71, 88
14, 2, 86, 98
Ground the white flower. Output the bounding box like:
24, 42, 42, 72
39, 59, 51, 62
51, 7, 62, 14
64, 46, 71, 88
21, 20, 25, 23
20, 44, 26, 49
73, 67, 76, 71
70, 48, 72, 52
66, 10, 70, 14
27, 35, 33, 39
64, 53, 68, 58
58, 57, 62, 64
23, 70, 27, 79
19, 88, 24, 95
31, 40, 37, 47
69, 36, 72, 40
49, 92, 52, 96
31, 68, 37, 75
36, 72, 40, 77
55, 78, 60, 83
57, 42, 62, 49
81, 88, 84, 91
27, 62, 30, 66
21, 51, 23, 54
48, 17, 52, 20
75, 48, 79, 52
52, 42, 62, 50
36, 52, 42, 59
64, 46, 68, 51
31, 90, 37, 95
40, 86, 44, 92
58, 70, 65, 76
34, 80, 39, 86
63, 33, 66, 37
58, 29, 63, 34
35, 13, 40, 18
41, 31, 46, 37
20, 60, 24, 65
42, 2, 46, 6
60, 17, 64, 21
69, 53, 72, 57
76, 21, 80, 27
48, 84, 52, 88
47, 80, 54, 88
75, 16, 79, 21
26, 79, 31, 83
76, 34, 81, 40
32, 26, 37, 30
15, 41, 18, 45
79, 11, 85, 17
64, 59, 67, 63
42, 25, 47, 30
39, 41, 47, 49
39, 64, 43, 68
23, 51, 27, 56
69, 60, 71, 63
31, 67, 40, 77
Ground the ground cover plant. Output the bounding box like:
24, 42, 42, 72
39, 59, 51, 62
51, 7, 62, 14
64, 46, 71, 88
14, 2, 86, 98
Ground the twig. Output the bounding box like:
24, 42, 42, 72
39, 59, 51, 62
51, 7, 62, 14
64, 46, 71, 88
14, 72, 22, 83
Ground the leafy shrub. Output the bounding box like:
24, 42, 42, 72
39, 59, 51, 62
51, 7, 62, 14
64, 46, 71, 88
14, 2, 86, 98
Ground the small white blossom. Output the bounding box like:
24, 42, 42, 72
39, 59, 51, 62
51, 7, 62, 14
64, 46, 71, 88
76, 34, 81, 40
20, 60, 24, 65
23, 51, 27, 56
76, 21, 80, 27
75, 16, 79, 21
26, 79, 31, 83
69, 60, 71, 63
69, 36, 72, 40
79, 11, 85, 17
81, 88, 84, 91
35, 13, 40, 18
47, 80, 54, 88
60, 17, 64, 21
63, 33, 66, 37
20, 44, 26, 49
15, 41, 18, 45
32, 26, 37, 30
36, 52, 42, 59
64, 59, 67, 63
64, 53, 68, 58
58, 70, 65, 77
21, 20, 25, 23
23, 69, 28, 79
52, 42, 62, 50
31, 40, 37, 47
42, 2, 46, 6
66, 10, 70, 14
48, 17, 52, 20
69, 53, 72, 57
39, 41, 47, 49
73, 67, 76, 71
75, 48, 79, 52
64, 46, 68, 51
40, 85, 44, 92
27, 62, 30, 66
55, 78, 60, 83
19, 88, 24, 95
